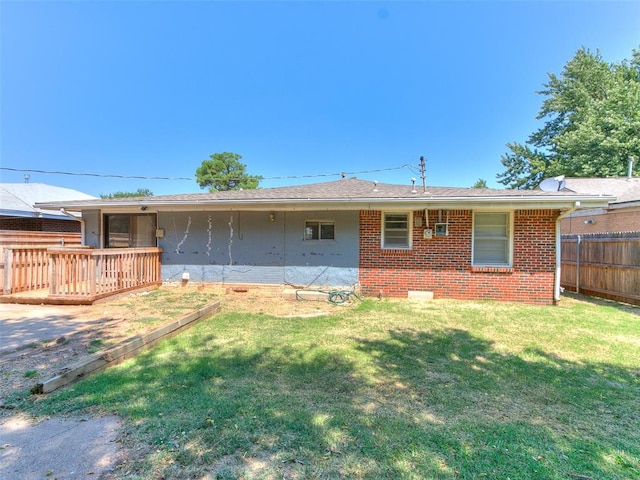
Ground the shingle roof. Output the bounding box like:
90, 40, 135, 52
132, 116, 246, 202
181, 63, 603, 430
34, 178, 614, 211
562, 177, 640, 204
146, 178, 593, 201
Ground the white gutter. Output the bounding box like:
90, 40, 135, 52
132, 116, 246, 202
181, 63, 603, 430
554, 201, 580, 302
38, 199, 615, 215
60, 208, 85, 245
35, 194, 615, 211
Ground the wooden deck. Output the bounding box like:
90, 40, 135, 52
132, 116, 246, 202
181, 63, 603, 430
1, 246, 162, 305
0, 283, 161, 305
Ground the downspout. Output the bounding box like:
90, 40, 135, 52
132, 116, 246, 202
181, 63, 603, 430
60, 208, 85, 245
554, 201, 580, 302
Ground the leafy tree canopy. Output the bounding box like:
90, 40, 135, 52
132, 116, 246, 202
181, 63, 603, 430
472, 178, 488, 189
497, 47, 640, 189
100, 188, 153, 199
195, 152, 262, 192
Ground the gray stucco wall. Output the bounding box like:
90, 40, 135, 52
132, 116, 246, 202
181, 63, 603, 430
158, 210, 359, 287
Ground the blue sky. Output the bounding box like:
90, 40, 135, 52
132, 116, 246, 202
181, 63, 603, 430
1, 1, 638, 197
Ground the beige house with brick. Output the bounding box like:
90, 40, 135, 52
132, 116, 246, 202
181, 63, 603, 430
560, 177, 640, 234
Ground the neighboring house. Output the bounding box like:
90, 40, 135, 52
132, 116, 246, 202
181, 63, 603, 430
0, 183, 96, 232
35, 178, 613, 304
559, 176, 640, 234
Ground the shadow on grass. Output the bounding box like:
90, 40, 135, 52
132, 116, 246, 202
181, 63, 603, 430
562, 291, 640, 316
354, 328, 640, 479
27, 322, 640, 479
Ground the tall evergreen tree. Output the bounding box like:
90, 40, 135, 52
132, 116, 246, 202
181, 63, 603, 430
195, 152, 262, 192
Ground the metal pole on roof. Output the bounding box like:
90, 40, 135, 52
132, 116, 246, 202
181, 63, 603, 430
419, 156, 426, 193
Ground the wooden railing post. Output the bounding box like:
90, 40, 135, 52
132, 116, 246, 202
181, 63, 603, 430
3, 248, 12, 295
89, 252, 97, 297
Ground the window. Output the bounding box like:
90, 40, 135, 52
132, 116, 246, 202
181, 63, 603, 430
473, 212, 512, 266
382, 212, 411, 249
304, 220, 335, 240
105, 214, 157, 248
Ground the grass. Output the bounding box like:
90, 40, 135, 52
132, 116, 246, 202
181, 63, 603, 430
17, 294, 640, 479
109, 288, 216, 334
87, 339, 106, 353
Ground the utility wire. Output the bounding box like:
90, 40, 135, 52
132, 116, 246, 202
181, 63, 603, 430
1, 165, 414, 182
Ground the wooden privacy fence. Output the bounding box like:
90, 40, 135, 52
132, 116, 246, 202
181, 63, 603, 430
561, 232, 640, 305
3, 246, 162, 303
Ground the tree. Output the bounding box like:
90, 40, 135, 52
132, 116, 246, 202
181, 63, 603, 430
497, 47, 640, 189
100, 188, 153, 199
472, 178, 488, 189
195, 152, 262, 192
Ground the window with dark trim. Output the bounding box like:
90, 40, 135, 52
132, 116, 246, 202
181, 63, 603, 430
304, 220, 335, 240
105, 214, 157, 248
382, 212, 411, 249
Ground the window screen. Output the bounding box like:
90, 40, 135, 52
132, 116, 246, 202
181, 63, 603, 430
383, 213, 410, 248
473, 212, 511, 265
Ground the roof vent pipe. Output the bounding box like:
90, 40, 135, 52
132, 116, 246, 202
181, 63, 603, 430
628, 156, 635, 179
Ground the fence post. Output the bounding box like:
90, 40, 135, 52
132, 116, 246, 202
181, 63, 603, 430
576, 235, 581, 294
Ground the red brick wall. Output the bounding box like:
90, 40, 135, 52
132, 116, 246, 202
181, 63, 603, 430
359, 209, 560, 304
0, 218, 81, 233
561, 208, 640, 235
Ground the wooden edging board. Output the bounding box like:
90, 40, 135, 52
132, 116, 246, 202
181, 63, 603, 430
36, 300, 220, 394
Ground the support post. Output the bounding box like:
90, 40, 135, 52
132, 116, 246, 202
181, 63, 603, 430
576, 235, 581, 294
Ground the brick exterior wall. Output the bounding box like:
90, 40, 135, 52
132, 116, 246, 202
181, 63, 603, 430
561, 208, 640, 235
359, 209, 560, 304
0, 218, 81, 233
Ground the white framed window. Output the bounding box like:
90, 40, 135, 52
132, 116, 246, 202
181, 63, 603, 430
382, 212, 411, 249
304, 220, 335, 240
472, 212, 512, 266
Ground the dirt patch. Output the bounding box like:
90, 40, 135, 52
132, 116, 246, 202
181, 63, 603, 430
0, 284, 336, 403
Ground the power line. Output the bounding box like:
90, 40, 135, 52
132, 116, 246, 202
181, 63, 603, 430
0, 165, 414, 182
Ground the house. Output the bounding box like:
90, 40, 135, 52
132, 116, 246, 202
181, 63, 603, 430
0, 183, 97, 293
35, 178, 614, 304
0, 183, 96, 233
558, 176, 640, 234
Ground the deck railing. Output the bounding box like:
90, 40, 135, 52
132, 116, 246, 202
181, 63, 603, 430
0, 231, 81, 291
3, 246, 51, 294
3, 246, 162, 302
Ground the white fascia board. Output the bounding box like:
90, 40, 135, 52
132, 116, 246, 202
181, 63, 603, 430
39, 195, 615, 213
608, 200, 640, 210
564, 208, 609, 217
0, 208, 78, 221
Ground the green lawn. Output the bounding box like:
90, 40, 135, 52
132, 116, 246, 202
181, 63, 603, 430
21, 294, 640, 479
